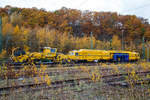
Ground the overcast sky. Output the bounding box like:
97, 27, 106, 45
1, 0, 150, 22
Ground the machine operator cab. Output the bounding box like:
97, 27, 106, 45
40, 47, 57, 58
13, 48, 26, 57
27, 47, 57, 64
69, 50, 78, 56
67, 50, 78, 61
128, 51, 140, 61
11, 47, 29, 63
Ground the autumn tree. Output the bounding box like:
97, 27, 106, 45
10, 12, 23, 26
1, 6, 150, 56
112, 35, 121, 50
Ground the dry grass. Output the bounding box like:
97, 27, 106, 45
0, 62, 150, 99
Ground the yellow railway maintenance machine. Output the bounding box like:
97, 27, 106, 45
29, 47, 58, 64
11, 47, 140, 65
67, 49, 140, 63
11, 47, 30, 65
11, 47, 61, 65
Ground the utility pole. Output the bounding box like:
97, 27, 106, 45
122, 29, 124, 50
118, 22, 124, 50
142, 36, 145, 59
90, 32, 93, 49
147, 46, 149, 62
0, 16, 2, 53
141, 28, 145, 59
110, 39, 112, 50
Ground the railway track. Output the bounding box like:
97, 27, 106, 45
0, 77, 91, 96
0, 70, 150, 96
1, 61, 139, 69
1, 63, 101, 69
0, 62, 146, 80
0, 65, 114, 80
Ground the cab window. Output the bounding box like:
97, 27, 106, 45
69, 52, 74, 55
40, 48, 44, 52
72, 52, 74, 55
51, 49, 56, 53
14, 49, 26, 56
75, 53, 78, 56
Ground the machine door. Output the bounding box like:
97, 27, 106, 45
113, 53, 129, 62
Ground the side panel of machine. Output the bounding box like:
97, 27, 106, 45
67, 49, 111, 62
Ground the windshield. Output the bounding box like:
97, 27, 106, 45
51, 48, 56, 53
14, 49, 26, 56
